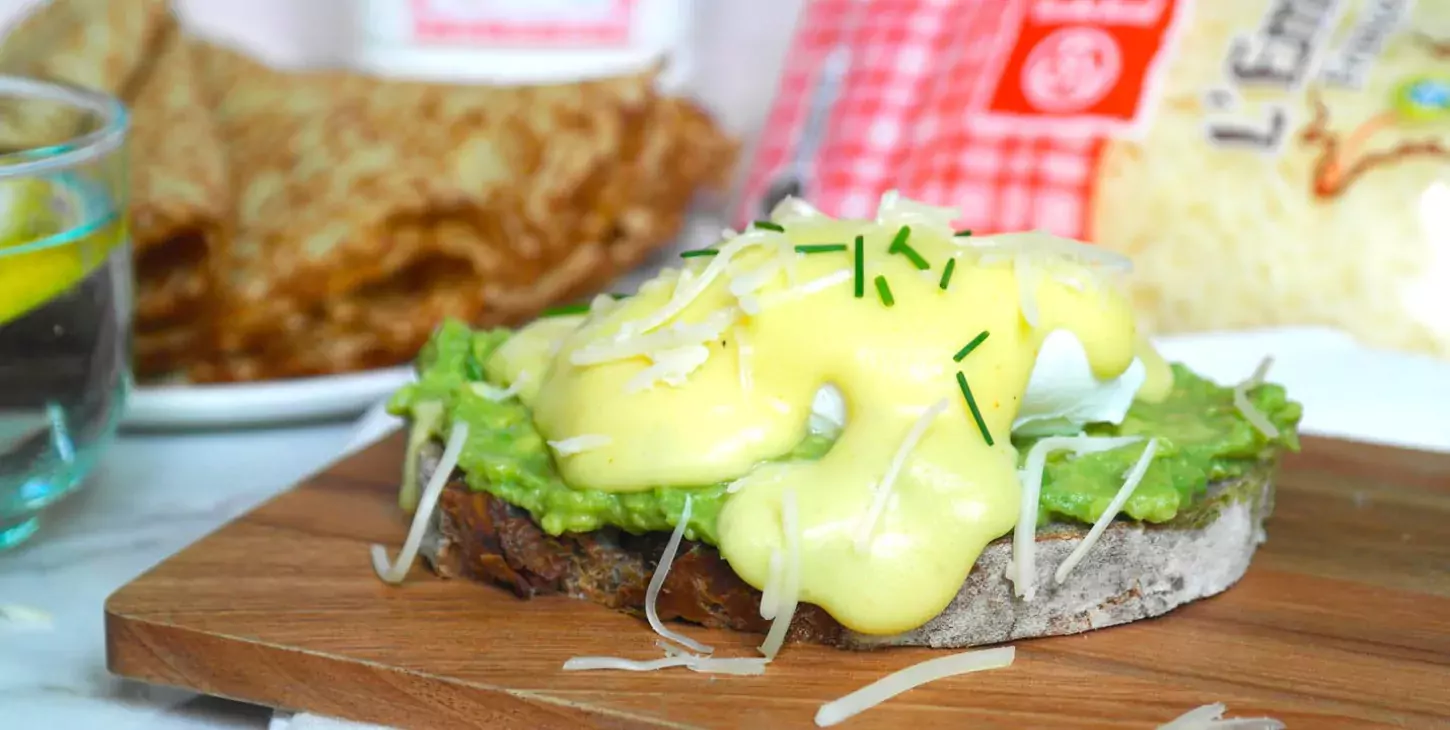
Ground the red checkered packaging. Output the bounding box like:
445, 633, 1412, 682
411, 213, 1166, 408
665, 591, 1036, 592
741, 0, 1450, 360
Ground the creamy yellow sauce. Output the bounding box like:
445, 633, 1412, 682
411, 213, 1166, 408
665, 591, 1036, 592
488, 213, 1170, 635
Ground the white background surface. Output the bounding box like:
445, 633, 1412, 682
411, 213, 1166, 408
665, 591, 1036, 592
1, 2, 1449, 729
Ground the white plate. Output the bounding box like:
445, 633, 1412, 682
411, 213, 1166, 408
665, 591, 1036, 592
123, 366, 416, 430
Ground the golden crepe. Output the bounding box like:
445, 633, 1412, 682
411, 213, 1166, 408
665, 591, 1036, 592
184, 43, 734, 383
0, 1, 736, 384
0, 0, 167, 99
127, 21, 228, 330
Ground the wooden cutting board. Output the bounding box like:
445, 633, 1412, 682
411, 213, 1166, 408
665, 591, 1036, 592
105, 433, 1450, 730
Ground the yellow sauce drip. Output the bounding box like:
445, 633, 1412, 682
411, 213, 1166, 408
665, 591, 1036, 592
493, 216, 1169, 635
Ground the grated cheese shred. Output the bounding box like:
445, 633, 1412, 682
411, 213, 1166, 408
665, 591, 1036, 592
855, 399, 948, 553
548, 434, 613, 456
1158, 702, 1286, 730
372, 422, 470, 584
563, 495, 778, 676
736, 326, 754, 393
759, 488, 801, 660
1233, 357, 1280, 439
624, 344, 710, 393
760, 548, 783, 620
571, 310, 735, 366
644, 495, 714, 655
626, 230, 776, 335
758, 269, 853, 310
562, 655, 767, 676
813, 646, 1016, 727
469, 376, 524, 402
953, 229, 1133, 273
770, 195, 827, 224
874, 189, 961, 237
1054, 438, 1159, 585
1012, 435, 1144, 600
1015, 254, 1040, 328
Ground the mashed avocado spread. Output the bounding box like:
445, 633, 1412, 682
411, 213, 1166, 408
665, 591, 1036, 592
389, 320, 1301, 544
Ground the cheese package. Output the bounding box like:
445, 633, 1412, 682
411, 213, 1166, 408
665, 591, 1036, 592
741, 0, 1450, 359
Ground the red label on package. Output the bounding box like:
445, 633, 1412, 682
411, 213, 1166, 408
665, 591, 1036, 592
740, 0, 1192, 239
982, 0, 1183, 131
409, 0, 638, 47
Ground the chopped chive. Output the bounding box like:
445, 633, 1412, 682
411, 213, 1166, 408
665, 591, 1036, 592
887, 225, 930, 270
463, 352, 485, 381
889, 225, 911, 251
939, 258, 957, 290
610, 292, 629, 300
954, 229, 974, 237
795, 243, 848, 254
680, 249, 719, 258
952, 330, 990, 362
956, 371, 994, 446
874, 275, 895, 307
894, 242, 930, 270
542, 303, 591, 317
753, 220, 786, 232
853, 235, 865, 298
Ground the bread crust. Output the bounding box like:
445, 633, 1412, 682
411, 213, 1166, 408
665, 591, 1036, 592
417, 445, 1277, 648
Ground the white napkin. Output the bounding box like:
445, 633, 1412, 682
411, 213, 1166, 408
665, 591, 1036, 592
277, 326, 1450, 730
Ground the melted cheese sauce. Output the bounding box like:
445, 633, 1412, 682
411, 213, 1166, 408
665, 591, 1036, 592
490, 210, 1171, 635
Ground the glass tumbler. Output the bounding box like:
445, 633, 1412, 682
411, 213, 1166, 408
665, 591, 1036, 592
0, 76, 130, 550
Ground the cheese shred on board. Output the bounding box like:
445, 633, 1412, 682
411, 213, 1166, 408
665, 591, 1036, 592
813, 646, 1017, 727
1157, 702, 1286, 730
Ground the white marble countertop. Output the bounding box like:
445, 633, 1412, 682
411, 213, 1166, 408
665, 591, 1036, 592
1, 327, 1447, 730
0, 423, 356, 730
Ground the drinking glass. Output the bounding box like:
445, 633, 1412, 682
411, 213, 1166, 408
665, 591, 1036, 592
0, 75, 130, 550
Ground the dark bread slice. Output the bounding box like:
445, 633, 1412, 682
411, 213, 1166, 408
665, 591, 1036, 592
416, 444, 1278, 648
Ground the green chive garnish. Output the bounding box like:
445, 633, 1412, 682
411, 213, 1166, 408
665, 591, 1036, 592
887, 225, 930, 270
954, 229, 973, 237
542, 303, 591, 317
939, 258, 957, 290
610, 292, 629, 300
853, 235, 865, 298
753, 220, 785, 232
463, 352, 484, 381
795, 243, 848, 254
952, 330, 990, 362
680, 249, 719, 258
956, 371, 993, 446
874, 275, 894, 307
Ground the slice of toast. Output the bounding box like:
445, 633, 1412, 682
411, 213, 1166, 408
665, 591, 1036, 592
416, 444, 1277, 648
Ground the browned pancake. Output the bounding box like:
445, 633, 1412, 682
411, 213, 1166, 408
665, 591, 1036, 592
128, 21, 228, 328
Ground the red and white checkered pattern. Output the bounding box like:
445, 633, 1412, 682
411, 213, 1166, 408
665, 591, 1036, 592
740, 0, 1188, 238
410, 0, 637, 46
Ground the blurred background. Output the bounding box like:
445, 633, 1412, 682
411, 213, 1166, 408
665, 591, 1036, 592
3, 0, 1449, 397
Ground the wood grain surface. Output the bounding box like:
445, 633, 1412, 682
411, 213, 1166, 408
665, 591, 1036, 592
105, 434, 1450, 729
